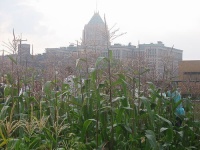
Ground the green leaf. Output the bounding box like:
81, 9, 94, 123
145, 130, 158, 149
81, 119, 96, 141
147, 82, 155, 90
141, 96, 155, 127
100, 106, 112, 112
118, 124, 132, 133
76, 58, 86, 68
43, 128, 56, 144
43, 81, 52, 95
7, 138, 21, 150
95, 57, 108, 68
160, 127, 173, 143
29, 136, 41, 149
160, 127, 168, 133
156, 114, 172, 127
166, 128, 173, 143
6, 73, 15, 84
0, 106, 9, 119
122, 107, 133, 110
178, 131, 183, 138
112, 97, 122, 103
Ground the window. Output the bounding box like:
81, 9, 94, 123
183, 72, 200, 81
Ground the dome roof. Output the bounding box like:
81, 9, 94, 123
88, 12, 104, 25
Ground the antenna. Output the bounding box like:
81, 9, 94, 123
96, 0, 98, 13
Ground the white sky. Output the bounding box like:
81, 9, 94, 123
0, 0, 200, 59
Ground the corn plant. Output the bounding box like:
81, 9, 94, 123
0, 49, 200, 149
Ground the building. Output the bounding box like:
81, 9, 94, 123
45, 47, 68, 56
81, 13, 183, 80
17, 43, 31, 65
42, 12, 183, 82
178, 60, 200, 98
18, 44, 30, 56
101, 41, 182, 79
101, 43, 136, 60
46, 44, 82, 53
45, 44, 84, 59
81, 12, 110, 50
138, 41, 183, 79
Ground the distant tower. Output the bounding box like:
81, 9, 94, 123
18, 43, 31, 64
82, 12, 110, 50
18, 44, 30, 57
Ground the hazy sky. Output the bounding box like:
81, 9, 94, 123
0, 0, 200, 60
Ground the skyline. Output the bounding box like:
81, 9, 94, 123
0, 0, 200, 60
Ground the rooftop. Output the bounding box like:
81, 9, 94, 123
88, 12, 104, 25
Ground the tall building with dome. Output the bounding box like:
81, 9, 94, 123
81, 12, 110, 50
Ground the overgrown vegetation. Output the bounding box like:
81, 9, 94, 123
0, 48, 200, 150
